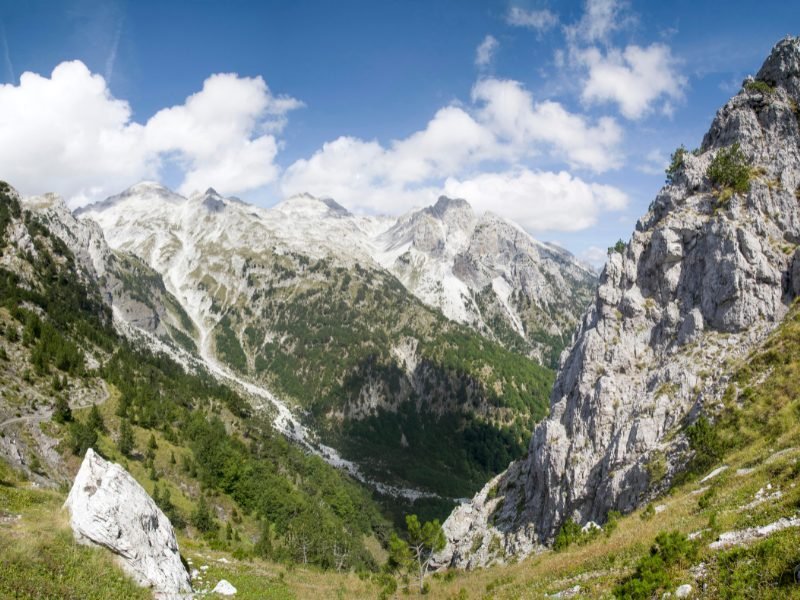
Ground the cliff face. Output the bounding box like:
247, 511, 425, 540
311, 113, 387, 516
438, 36, 800, 569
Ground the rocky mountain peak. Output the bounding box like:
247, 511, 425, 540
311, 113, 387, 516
756, 36, 800, 97
437, 35, 800, 569
274, 192, 352, 218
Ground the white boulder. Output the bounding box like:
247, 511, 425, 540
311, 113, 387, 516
63, 448, 192, 599
212, 579, 237, 595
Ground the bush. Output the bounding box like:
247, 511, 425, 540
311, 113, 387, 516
614, 531, 696, 599
608, 240, 626, 255
52, 397, 72, 424
665, 145, 687, 184
707, 143, 751, 194
553, 518, 601, 550
744, 79, 775, 95
683, 416, 725, 480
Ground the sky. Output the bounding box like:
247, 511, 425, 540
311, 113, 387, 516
0, 0, 798, 266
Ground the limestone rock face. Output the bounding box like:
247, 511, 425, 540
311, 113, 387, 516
22, 193, 196, 348
64, 449, 192, 599
437, 36, 800, 568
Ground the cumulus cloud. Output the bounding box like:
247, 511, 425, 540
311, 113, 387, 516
471, 78, 623, 171
282, 78, 627, 231
505, 7, 558, 32
0, 60, 301, 205
443, 169, 627, 233
579, 43, 686, 119
475, 35, 499, 68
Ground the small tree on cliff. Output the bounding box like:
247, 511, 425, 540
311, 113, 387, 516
389, 514, 445, 594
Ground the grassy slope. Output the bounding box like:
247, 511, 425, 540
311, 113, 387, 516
426, 301, 800, 599
6, 302, 799, 600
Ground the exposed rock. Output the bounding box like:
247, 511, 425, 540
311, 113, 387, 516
675, 583, 693, 598
212, 579, 237, 595
438, 37, 800, 568
709, 516, 800, 549
22, 193, 196, 348
64, 449, 192, 599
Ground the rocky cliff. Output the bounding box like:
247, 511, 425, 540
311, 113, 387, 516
437, 36, 800, 568
23, 193, 196, 351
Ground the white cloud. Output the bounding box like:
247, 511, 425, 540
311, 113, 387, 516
145, 72, 302, 196
281, 76, 626, 229
475, 35, 499, 68
579, 245, 610, 268
443, 169, 628, 233
579, 43, 686, 119
471, 78, 623, 171
566, 0, 632, 45
505, 7, 558, 32
0, 60, 302, 205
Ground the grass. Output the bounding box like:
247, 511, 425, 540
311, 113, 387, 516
0, 481, 151, 600
0, 469, 385, 600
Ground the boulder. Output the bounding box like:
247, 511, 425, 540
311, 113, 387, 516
64, 448, 192, 599
212, 579, 237, 595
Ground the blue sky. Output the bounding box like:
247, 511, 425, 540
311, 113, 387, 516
0, 0, 797, 264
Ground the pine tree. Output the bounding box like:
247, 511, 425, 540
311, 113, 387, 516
52, 396, 72, 424
118, 419, 134, 456
87, 404, 106, 433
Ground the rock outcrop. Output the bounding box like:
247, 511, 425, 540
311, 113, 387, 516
437, 36, 800, 568
64, 449, 192, 599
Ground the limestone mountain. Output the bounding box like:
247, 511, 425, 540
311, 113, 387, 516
75, 183, 592, 500
375, 196, 596, 367
437, 35, 800, 568
23, 193, 197, 352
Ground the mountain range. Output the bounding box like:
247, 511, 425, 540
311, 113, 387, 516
10, 182, 596, 504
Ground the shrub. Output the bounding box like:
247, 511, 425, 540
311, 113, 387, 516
608, 239, 626, 255
744, 79, 775, 95
614, 531, 696, 599
683, 416, 725, 479
707, 143, 751, 194
665, 145, 687, 184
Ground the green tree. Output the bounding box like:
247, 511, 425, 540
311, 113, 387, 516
398, 514, 445, 594
52, 396, 72, 424
87, 404, 106, 433
69, 421, 97, 457
254, 520, 273, 559
665, 145, 687, 184
117, 419, 134, 456
191, 495, 217, 535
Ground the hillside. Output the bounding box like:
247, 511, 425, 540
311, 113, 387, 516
0, 182, 392, 574
74, 184, 586, 499
3, 265, 800, 598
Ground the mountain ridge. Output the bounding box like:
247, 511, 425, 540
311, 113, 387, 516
436, 34, 800, 569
